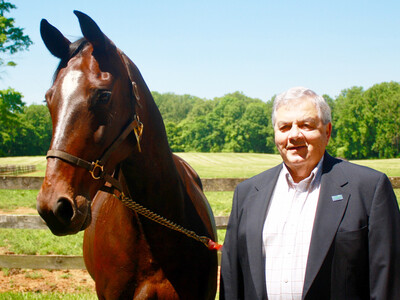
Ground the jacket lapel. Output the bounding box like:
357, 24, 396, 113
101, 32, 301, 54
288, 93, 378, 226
246, 165, 282, 300
302, 154, 349, 298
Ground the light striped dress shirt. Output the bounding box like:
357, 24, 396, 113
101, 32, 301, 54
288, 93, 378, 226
262, 159, 323, 300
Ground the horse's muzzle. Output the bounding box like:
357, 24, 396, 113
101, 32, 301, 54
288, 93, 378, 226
37, 191, 92, 236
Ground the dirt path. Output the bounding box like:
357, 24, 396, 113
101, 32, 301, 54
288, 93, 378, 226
0, 268, 95, 294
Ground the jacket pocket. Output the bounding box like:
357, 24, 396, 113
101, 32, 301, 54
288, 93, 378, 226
335, 226, 368, 241
332, 226, 369, 299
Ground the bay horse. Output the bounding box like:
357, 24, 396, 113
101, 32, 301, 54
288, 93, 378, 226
36, 11, 218, 299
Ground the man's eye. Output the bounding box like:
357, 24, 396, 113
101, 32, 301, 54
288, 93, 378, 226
302, 123, 314, 130
280, 125, 290, 131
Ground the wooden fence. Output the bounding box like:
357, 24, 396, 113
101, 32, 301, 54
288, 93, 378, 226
0, 176, 248, 191
0, 215, 228, 270
0, 165, 36, 176
1, 176, 400, 190
0, 175, 399, 270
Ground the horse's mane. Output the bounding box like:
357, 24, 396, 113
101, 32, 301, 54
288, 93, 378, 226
52, 38, 89, 83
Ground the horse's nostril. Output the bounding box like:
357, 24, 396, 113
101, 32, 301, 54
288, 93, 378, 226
54, 197, 74, 225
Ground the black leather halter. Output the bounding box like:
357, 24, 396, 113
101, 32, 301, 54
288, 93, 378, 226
46, 115, 143, 194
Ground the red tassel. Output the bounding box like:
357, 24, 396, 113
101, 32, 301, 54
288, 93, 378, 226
207, 239, 223, 251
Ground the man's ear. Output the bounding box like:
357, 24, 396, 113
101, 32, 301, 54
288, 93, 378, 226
326, 122, 332, 143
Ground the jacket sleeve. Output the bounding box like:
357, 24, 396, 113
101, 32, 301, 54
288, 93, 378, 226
220, 186, 244, 300
368, 173, 400, 299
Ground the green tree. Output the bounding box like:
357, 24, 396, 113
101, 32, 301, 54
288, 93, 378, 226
332, 82, 400, 159
366, 82, 400, 158
175, 92, 275, 153
333, 86, 367, 159
19, 105, 52, 155
152, 92, 203, 123
0, 1, 32, 156
323, 94, 337, 157
0, 88, 24, 155
0, 0, 32, 69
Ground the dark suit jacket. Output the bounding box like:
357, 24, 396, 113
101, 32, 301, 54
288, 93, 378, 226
220, 152, 400, 299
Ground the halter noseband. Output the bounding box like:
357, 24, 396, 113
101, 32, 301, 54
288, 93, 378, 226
46, 115, 143, 193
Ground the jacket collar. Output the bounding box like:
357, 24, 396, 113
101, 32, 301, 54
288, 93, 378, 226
302, 152, 349, 298
246, 164, 282, 300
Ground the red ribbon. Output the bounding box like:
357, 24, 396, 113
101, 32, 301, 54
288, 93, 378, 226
207, 239, 223, 251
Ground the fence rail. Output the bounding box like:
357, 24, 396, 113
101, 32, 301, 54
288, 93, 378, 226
1, 174, 399, 270
0, 176, 248, 191
1, 176, 400, 190
0, 214, 227, 270
0, 254, 85, 270
0, 165, 36, 176
0, 214, 229, 230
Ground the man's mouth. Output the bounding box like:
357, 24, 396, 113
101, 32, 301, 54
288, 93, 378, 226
287, 145, 307, 151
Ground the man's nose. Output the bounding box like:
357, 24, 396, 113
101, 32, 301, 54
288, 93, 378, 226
288, 125, 303, 139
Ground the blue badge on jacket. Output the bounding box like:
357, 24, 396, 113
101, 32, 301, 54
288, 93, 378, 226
331, 194, 343, 201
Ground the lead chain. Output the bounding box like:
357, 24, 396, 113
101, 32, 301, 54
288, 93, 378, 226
113, 193, 210, 248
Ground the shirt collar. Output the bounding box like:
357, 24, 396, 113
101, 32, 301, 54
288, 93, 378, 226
282, 157, 324, 192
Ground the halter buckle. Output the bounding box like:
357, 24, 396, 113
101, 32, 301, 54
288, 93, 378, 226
133, 116, 144, 152
90, 160, 104, 180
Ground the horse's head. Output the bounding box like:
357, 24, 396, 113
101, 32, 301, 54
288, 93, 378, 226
37, 11, 140, 235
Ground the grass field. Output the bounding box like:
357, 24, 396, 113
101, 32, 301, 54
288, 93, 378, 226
0, 154, 399, 299
0, 190, 230, 256
1, 153, 400, 177
0, 293, 96, 299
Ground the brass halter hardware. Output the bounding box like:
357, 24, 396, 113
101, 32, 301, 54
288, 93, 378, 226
90, 160, 104, 180
133, 115, 143, 152
133, 82, 140, 102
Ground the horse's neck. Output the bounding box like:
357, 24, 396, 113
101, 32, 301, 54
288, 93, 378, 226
121, 88, 186, 223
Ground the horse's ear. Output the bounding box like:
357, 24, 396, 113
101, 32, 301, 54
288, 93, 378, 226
74, 10, 108, 52
40, 19, 71, 59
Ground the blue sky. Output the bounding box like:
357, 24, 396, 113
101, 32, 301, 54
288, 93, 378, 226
2, 0, 400, 105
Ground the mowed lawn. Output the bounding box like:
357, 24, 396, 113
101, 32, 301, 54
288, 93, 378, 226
0, 154, 399, 299
1, 153, 399, 252
1, 153, 399, 216
1, 153, 400, 177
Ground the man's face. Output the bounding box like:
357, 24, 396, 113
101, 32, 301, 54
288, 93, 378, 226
274, 98, 332, 181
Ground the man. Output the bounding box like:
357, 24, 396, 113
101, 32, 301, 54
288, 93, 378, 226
220, 87, 400, 299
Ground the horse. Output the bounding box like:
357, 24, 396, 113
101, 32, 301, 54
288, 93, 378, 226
36, 11, 218, 299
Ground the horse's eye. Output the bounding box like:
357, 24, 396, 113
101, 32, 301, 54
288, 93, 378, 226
97, 91, 111, 105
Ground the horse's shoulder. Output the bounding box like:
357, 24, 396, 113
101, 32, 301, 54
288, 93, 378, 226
172, 154, 203, 190
172, 154, 217, 239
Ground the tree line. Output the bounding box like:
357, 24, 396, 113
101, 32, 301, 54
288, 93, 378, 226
155, 82, 400, 159
2, 82, 399, 159
1, 2, 399, 160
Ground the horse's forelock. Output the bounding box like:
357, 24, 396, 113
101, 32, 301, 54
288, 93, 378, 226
52, 38, 89, 82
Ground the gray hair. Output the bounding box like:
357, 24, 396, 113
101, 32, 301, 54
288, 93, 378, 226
271, 87, 332, 125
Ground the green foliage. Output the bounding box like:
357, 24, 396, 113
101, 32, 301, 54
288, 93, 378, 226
1, 81, 400, 158
160, 91, 275, 153
0, 102, 52, 157
13, 105, 52, 156
152, 91, 204, 123
0, 0, 33, 70
0, 1, 36, 157
0, 88, 25, 156
332, 82, 400, 159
